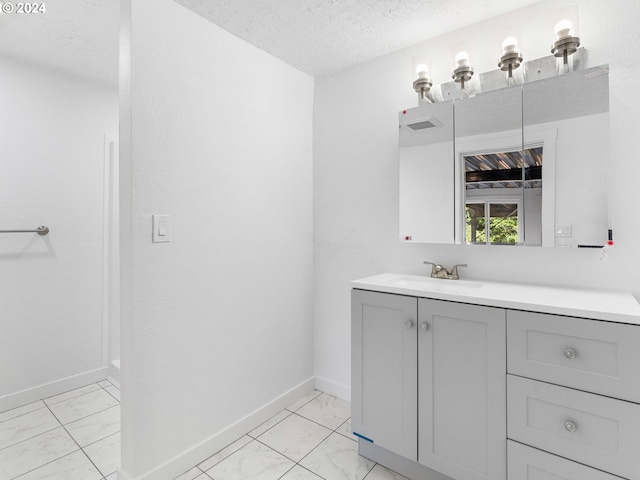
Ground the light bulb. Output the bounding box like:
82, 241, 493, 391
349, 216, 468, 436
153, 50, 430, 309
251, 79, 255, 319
455, 51, 469, 68
554, 19, 573, 39
415, 64, 429, 79
502, 36, 518, 54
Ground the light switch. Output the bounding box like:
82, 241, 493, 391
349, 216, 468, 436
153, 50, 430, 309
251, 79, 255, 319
152, 214, 171, 243
555, 225, 572, 237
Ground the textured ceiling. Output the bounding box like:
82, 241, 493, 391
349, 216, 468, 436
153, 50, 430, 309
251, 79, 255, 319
0, 0, 542, 84
174, 0, 543, 77
0, 0, 120, 85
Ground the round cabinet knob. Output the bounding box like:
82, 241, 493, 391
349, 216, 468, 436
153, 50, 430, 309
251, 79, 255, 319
420, 323, 429, 332
564, 421, 577, 433
564, 348, 577, 359
405, 320, 414, 329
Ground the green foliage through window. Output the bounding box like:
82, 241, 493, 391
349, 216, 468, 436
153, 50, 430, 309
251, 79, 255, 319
466, 203, 518, 245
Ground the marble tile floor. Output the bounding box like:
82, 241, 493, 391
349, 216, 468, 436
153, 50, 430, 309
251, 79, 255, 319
1, 384, 408, 480
0, 380, 121, 479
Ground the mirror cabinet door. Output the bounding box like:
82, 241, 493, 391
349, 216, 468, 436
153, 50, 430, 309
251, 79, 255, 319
399, 102, 454, 243
397, 64, 610, 248
453, 85, 524, 245
523, 66, 610, 248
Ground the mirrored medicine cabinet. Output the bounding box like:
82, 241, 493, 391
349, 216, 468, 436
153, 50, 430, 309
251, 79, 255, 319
399, 61, 610, 247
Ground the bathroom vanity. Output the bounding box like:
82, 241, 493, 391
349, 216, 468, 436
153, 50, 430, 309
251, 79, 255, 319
351, 273, 640, 480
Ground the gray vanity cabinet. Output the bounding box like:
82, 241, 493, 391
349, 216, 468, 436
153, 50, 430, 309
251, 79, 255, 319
351, 273, 640, 480
352, 290, 507, 480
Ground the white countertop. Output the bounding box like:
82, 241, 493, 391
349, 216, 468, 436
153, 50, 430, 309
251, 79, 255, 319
351, 273, 640, 325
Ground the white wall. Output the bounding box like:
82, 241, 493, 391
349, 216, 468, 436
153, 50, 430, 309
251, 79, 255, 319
314, 0, 640, 399
0, 56, 118, 409
120, 0, 314, 478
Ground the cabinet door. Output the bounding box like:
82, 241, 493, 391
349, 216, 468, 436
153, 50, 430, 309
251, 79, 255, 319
418, 299, 506, 480
351, 289, 418, 461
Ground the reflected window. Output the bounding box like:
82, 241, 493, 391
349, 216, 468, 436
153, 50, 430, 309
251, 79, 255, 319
466, 202, 520, 245
464, 147, 542, 246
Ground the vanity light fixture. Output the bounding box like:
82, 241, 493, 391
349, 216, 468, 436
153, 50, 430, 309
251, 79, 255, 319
551, 19, 580, 67
452, 51, 474, 90
498, 36, 523, 79
413, 63, 433, 104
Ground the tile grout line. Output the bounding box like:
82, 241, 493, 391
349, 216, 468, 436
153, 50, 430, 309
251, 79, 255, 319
6, 380, 123, 480
246, 416, 353, 480
46, 383, 122, 478
0, 422, 61, 454
248, 412, 293, 439
47, 396, 120, 431
7, 408, 73, 480
288, 411, 351, 437
44, 384, 103, 408
0, 402, 47, 425
44, 397, 109, 478
98, 381, 121, 403
197, 401, 330, 473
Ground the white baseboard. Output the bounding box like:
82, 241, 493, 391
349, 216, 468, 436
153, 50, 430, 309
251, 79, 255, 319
120, 377, 315, 480
314, 376, 351, 402
0, 367, 109, 413
108, 359, 121, 387
117, 469, 133, 480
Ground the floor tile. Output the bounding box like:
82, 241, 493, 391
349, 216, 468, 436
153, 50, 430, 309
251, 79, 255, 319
248, 410, 291, 438
0, 401, 46, 423
295, 393, 350, 430
13, 449, 102, 480
299, 432, 374, 480
336, 418, 356, 441
286, 390, 322, 412
0, 407, 61, 450
98, 380, 112, 388
257, 414, 331, 462
279, 464, 324, 480
174, 466, 204, 480
44, 384, 101, 406
0, 427, 79, 479
198, 435, 252, 471
104, 385, 121, 402
364, 464, 411, 480
66, 405, 121, 447
205, 440, 295, 480
83, 431, 120, 477
48, 389, 119, 425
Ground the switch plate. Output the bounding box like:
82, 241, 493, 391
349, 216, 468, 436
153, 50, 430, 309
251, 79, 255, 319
555, 225, 572, 237
152, 214, 171, 243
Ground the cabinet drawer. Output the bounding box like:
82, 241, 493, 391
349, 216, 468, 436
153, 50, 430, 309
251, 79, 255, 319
507, 441, 622, 480
507, 375, 640, 479
507, 310, 640, 402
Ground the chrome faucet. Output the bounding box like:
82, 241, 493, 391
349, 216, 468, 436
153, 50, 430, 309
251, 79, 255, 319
423, 261, 468, 280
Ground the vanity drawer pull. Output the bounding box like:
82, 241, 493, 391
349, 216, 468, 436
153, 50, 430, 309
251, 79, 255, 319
564, 421, 577, 433
564, 348, 577, 359
420, 322, 429, 332
405, 320, 414, 329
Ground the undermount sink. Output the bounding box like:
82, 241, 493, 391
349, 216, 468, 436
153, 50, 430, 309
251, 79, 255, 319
387, 274, 483, 292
